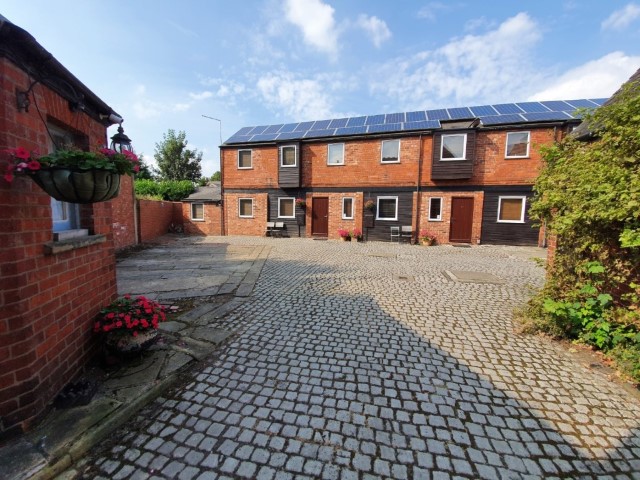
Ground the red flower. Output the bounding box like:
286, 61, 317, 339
27, 160, 41, 171
124, 294, 131, 299
4, 173, 14, 182
13, 147, 30, 159
132, 331, 138, 337
133, 165, 140, 173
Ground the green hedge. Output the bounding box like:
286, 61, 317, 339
134, 179, 195, 201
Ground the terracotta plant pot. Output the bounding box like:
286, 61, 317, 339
30, 167, 121, 203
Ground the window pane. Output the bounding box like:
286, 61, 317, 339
429, 198, 442, 220
192, 203, 204, 220
378, 198, 397, 219
238, 150, 252, 168
343, 198, 353, 218
328, 144, 344, 164
499, 198, 524, 221
381, 140, 399, 162
239, 199, 253, 217
442, 135, 465, 159
279, 198, 294, 217
506, 132, 529, 157
281, 146, 296, 166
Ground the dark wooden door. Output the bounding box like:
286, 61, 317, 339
312, 197, 329, 236
450, 197, 474, 243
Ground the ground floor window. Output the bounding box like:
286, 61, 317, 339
238, 198, 253, 218
278, 197, 295, 218
428, 197, 442, 221
497, 196, 526, 223
342, 197, 354, 219
191, 203, 204, 221
377, 196, 398, 221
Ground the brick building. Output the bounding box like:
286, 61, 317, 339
221, 99, 605, 245
0, 16, 128, 436
182, 183, 223, 236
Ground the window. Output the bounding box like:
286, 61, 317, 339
278, 197, 295, 218
381, 139, 400, 163
49, 125, 81, 233
428, 197, 443, 221
342, 197, 354, 219
280, 145, 297, 167
497, 196, 526, 223
328, 143, 344, 165
238, 150, 252, 169
505, 132, 530, 158
441, 134, 467, 160
191, 203, 204, 221
238, 198, 253, 218
376, 196, 398, 221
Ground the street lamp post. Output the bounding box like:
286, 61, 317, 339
202, 115, 222, 146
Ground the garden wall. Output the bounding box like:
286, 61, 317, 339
138, 199, 183, 243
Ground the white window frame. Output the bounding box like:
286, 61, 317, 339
238, 198, 254, 218
505, 131, 530, 159
376, 196, 398, 221
497, 196, 526, 223
238, 149, 253, 169
327, 143, 345, 166
342, 197, 354, 219
440, 134, 467, 161
191, 203, 205, 221
380, 139, 401, 164
278, 197, 295, 218
280, 145, 297, 168
428, 197, 443, 221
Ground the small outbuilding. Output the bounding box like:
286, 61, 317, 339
182, 182, 223, 236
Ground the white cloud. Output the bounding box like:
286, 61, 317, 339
370, 12, 543, 108
284, 0, 339, 56
602, 3, 640, 30
529, 52, 640, 100
189, 91, 213, 101
356, 14, 391, 48
417, 2, 448, 22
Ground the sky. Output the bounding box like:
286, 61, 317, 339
2, 1, 640, 176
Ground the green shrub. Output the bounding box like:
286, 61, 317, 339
134, 179, 195, 201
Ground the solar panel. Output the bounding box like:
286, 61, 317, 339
492, 103, 523, 115
516, 102, 549, 113
365, 114, 385, 125
335, 126, 367, 136
480, 114, 525, 126
469, 105, 498, 117
248, 125, 269, 135
328, 118, 348, 128
590, 98, 608, 106
403, 120, 441, 131
294, 121, 315, 132
540, 101, 573, 111
385, 113, 405, 124
276, 132, 303, 141
226, 135, 253, 144
234, 126, 254, 136
263, 124, 284, 134
367, 123, 402, 133
312, 120, 331, 130
279, 123, 299, 133
304, 129, 336, 139
565, 99, 599, 109
251, 133, 280, 142
405, 111, 427, 122
521, 111, 572, 122
447, 107, 473, 120
346, 116, 366, 127
425, 109, 449, 121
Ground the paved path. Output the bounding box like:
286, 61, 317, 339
78, 238, 640, 479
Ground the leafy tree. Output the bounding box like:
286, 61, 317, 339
134, 153, 155, 180
154, 129, 202, 181
134, 179, 195, 201
211, 171, 221, 182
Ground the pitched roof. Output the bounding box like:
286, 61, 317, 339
224, 98, 607, 146
184, 182, 221, 202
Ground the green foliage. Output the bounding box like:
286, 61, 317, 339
197, 177, 208, 187
134, 154, 155, 180
210, 171, 221, 181
154, 129, 202, 181
134, 179, 195, 201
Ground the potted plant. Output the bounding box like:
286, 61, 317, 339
337, 228, 352, 241
352, 228, 363, 242
295, 197, 306, 209
94, 294, 166, 356
363, 199, 375, 228
419, 229, 437, 246
2, 146, 140, 203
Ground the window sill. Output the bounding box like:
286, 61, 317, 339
238, 166, 253, 170
191, 218, 205, 222
505, 156, 530, 160
44, 234, 106, 255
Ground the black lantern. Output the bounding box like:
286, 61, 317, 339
110, 124, 133, 153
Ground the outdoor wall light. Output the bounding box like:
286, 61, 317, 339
16, 90, 30, 112
109, 123, 133, 153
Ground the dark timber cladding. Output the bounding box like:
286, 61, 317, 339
481, 188, 539, 245
268, 190, 306, 237
278, 142, 300, 188
365, 191, 414, 242
431, 130, 475, 180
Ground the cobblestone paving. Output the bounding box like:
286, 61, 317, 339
80, 238, 640, 479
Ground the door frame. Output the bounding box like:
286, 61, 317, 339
449, 196, 474, 243
311, 197, 329, 236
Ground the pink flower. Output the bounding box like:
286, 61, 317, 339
4, 173, 14, 182
16, 162, 28, 171
27, 160, 41, 171
100, 148, 117, 156
132, 331, 138, 337
124, 294, 131, 299
133, 165, 140, 173
13, 147, 30, 159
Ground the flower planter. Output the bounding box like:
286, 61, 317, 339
340, 236, 351, 241
30, 167, 121, 203
421, 239, 435, 246
104, 329, 159, 357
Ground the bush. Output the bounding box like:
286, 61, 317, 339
134, 179, 195, 201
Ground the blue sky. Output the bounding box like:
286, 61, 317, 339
3, 1, 639, 176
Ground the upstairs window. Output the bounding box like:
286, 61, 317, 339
342, 197, 354, 219
381, 139, 400, 163
497, 196, 526, 223
376, 196, 398, 221
280, 145, 297, 167
441, 134, 467, 161
505, 132, 530, 158
328, 143, 345, 165
428, 197, 443, 221
278, 197, 295, 218
238, 149, 252, 169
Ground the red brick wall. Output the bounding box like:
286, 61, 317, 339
304, 192, 364, 239
222, 147, 279, 188
0, 57, 118, 436
182, 202, 222, 236
138, 199, 183, 243
224, 193, 268, 236
417, 191, 485, 245
111, 175, 137, 250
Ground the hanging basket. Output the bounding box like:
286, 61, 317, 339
29, 167, 121, 204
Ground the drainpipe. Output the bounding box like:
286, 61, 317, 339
220, 146, 226, 236
415, 134, 424, 243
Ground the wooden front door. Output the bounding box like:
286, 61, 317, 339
311, 197, 329, 236
450, 197, 474, 243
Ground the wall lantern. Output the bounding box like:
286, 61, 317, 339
109, 123, 133, 153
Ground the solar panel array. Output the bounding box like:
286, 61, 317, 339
225, 98, 607, 144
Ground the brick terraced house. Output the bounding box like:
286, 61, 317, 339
220, 99, 606, 245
